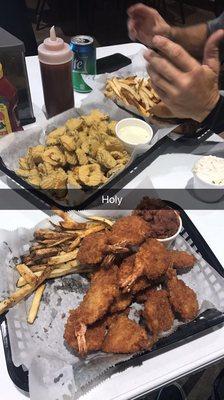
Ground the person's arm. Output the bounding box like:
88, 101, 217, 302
169, 24, 208, 59
201, 95, 224, 134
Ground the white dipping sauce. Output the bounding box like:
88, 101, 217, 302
118, 125, 150, 145
193, 155, 224, 186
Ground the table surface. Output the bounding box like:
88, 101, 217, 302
0, 42, 224, 400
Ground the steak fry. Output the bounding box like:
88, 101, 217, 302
143, 290, 174, 338
102, 314, 152, 354
166, 270, 199, 321
66, 266, 119, 355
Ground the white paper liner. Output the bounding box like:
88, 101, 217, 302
1, 209, 224, 400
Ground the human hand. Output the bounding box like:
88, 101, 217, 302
127, 3, 171, 47
144, 30, 224, 122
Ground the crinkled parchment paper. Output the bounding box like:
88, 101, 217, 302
0, 210, 224, 400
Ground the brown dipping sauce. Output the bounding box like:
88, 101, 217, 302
134, 197, 180, 239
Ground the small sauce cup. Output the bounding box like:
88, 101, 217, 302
158, 213, 182, 248
116, 118, 153, 153
192, 156, 224, 202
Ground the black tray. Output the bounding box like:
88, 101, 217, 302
0, 127, 215, 211
1, 201, 224, 394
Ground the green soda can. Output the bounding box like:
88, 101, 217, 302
70, 35, 96, 93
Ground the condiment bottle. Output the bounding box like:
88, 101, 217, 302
0, 63, 22, 135
38, 26, 74, 118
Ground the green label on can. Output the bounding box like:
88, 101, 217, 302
72, 71, 92, 93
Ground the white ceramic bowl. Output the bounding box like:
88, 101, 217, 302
115, 118, 153, 153
158, 213, 182, 248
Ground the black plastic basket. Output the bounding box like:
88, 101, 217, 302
1, 202, 224, 394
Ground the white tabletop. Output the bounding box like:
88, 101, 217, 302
0, 42, 224, 400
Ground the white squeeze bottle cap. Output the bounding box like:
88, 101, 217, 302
38, 26, 73, 65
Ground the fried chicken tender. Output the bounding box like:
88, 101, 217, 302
77, 231, 109, 265
143, 290, 174, 337
102, 314, 152, 354
109, 216, 150, 247
64, 316, 107, 354
166, 270, 199, 321
68, 266, 119, 355
170, 250, 196, 272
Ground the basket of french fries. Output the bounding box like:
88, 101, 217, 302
104, 76, 161, 118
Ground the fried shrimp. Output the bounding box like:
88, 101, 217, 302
64, 317, 107, 354
109, 215, 150, 247
166, 270, 199, 321
77, 231, 109, 265
170, 250, 196, 271
120, 239, 171, 290
118, 254, 151, 293
102, 314, 152, 354
65, 266, 119, 355
143, 290, 174, 338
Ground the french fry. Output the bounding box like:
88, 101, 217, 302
27, 284, 45, 324
17, 261, 80, 288
53, 209, 87, 230
77, 224, 105, 238
48, 248, 79, 265
86, 215, 115, 227
16, 264, 38, 285
0, 264, 54, 315
67, 236, 81, 251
